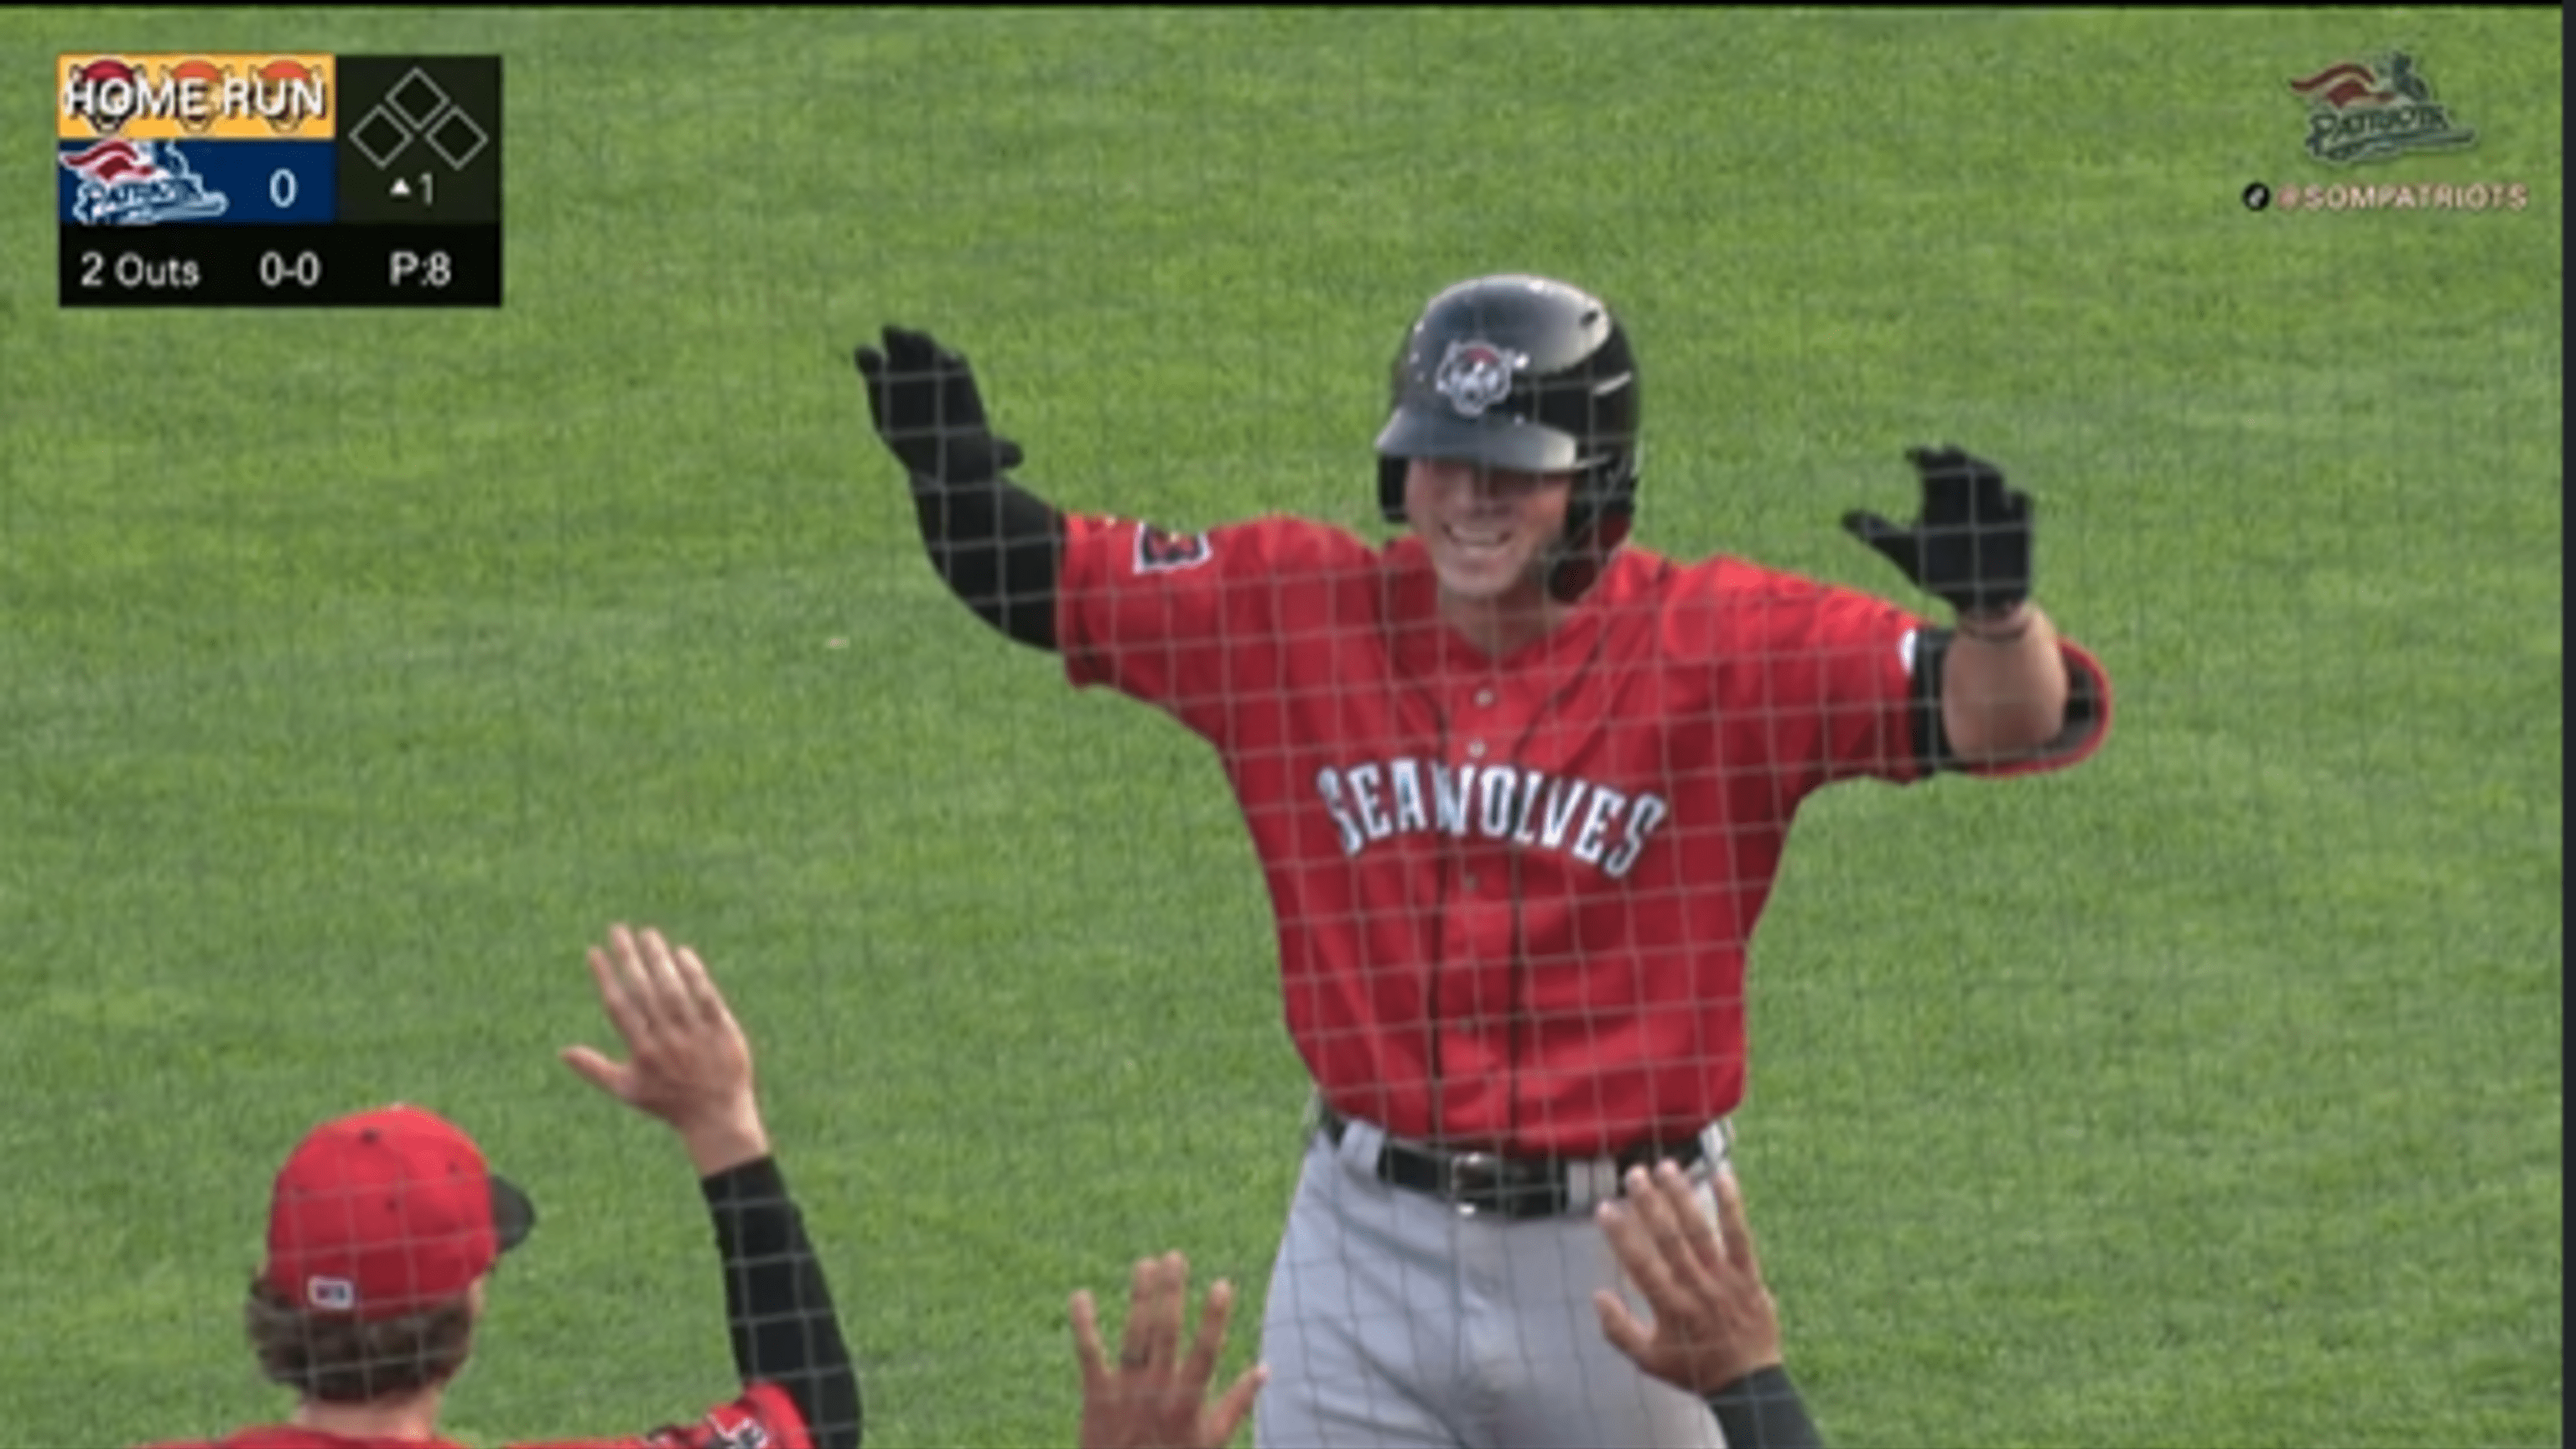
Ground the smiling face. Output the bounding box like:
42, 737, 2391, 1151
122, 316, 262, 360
1403, 456, 1576, 606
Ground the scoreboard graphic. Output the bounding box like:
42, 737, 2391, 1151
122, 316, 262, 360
56, 54, 501, 308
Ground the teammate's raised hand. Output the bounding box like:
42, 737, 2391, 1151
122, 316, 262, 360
562, 924, 771, 1176
1841, 444, 2033, 617
1592, 1164, 1784, 1394
852, 325, 1026, 487
1071, 1252, 1268, 1449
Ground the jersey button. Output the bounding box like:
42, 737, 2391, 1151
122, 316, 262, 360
1467, 740, 1487, 760
1474, 688, 1495, 707
1463, 874, 1479, 893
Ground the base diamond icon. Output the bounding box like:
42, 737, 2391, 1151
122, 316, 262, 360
387, 68, 451, 130
351, 106, 413, 168
427, 107, 489, 169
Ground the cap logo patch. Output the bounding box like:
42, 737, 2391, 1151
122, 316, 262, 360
1433, 340, 1520, 418
1134, 524, 1213, 574
307, 1276, 356, 1311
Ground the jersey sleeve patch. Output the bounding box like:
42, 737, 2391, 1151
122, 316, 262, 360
1133, 524, 1213, 574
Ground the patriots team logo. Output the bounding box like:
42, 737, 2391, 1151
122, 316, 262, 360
59, 138, 230, 225
1433, 340, 1522, 418
2288, 51, 2475, 164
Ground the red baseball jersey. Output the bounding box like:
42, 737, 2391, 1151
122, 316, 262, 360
1059, 513, 2111, 1157
138, 1379, 809, 1449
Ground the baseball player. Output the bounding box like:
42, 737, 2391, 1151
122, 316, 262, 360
138, 926, 863, 1449
852, 273, 2112, 1448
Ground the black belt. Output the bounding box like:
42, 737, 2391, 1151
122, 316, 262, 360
1319, 1108, 1710, 1220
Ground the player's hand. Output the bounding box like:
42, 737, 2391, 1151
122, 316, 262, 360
1841, 445, 2033, 618
852, 325, 1026, 487
1071, 1252, 1268, 1449
561, 925, 771, 1176
1593, 1163, 1785, 1394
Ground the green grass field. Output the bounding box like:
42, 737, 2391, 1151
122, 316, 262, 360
3, 8, 2560, 1447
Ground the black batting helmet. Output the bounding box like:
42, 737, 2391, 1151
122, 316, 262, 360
1373, 274, 1641, 595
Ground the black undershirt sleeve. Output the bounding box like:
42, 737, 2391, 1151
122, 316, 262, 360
1704, 1365, 1827, 1449
702, 1156, 863, 1449
908, 473, 1066, 652
1909, 626, 1961, 774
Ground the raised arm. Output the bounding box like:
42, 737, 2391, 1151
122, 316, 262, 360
1846, 445, 2102, 768
698, 1155, 863, 1449
854, 326, 1065, 652
1067, 1253, 1267, 1449
563, 927, 865, 1449
1593, 1164, 1827, 1449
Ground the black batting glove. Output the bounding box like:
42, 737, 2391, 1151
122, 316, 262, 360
1841, 446, 2033, 616
852, 325, 1026, 488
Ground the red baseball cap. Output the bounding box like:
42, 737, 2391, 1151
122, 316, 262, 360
260, 1104, 535, 1319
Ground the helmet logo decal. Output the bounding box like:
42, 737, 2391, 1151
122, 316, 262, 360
1433, 340, 1521, 418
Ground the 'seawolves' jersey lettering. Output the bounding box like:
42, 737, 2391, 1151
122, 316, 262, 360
1315, 759, 1669, 878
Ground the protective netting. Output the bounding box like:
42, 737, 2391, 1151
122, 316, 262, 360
9, 12, 2559, 1448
